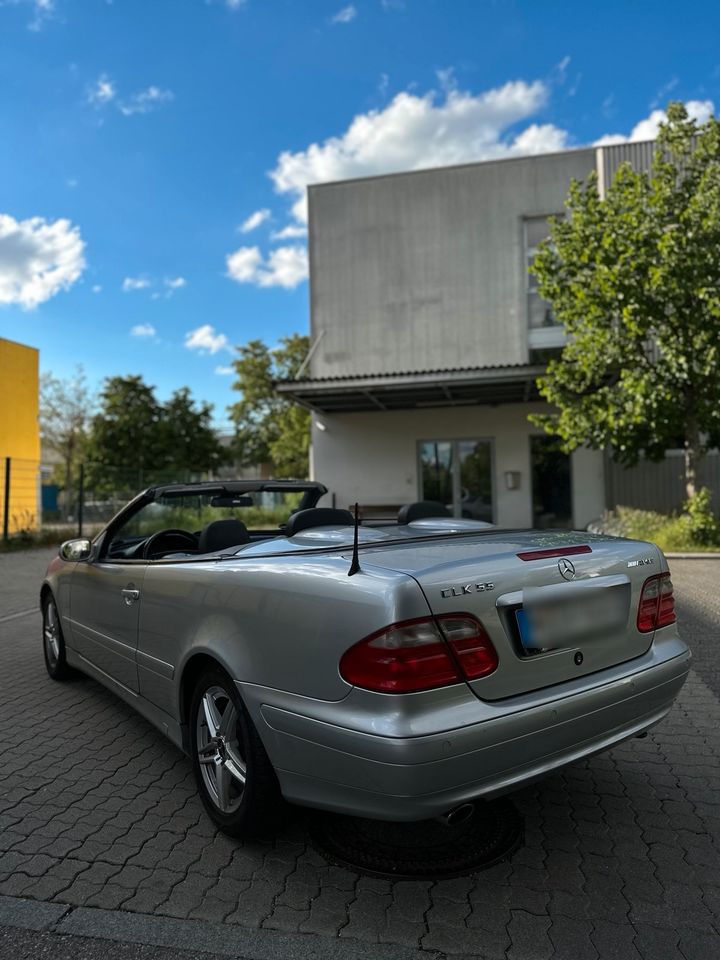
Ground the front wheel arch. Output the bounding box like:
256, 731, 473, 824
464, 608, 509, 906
188, 662, 283, 836
179, 653, 229, 744
39, 583, 52, 609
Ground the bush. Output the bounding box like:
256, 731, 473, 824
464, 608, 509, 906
597, 488, 720, 552
684, 488, 720, 545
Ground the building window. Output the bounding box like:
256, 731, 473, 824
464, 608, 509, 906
418, 440, 493, 521
524, 215, 566, 349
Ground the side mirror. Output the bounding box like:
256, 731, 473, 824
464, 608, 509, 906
59, 538, 92, 562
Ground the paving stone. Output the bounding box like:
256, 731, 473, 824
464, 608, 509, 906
633, 922, 682, 960
591, 920, 644, 960
678, 929, 720, 960
548, 917, 599, 960
2, 551, 720, 960
423, 921, 508, 958
506, 910, 553, 960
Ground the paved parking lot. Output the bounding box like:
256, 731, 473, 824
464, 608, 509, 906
0, 548, 719, 959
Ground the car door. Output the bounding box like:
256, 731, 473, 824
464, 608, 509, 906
70, 559, 146, 693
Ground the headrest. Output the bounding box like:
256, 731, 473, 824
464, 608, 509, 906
198, 518, 250, 553
397, 500, 451, 524
284, 507, 354, 537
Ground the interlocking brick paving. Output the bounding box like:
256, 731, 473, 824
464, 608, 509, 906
0, 549, 718, 958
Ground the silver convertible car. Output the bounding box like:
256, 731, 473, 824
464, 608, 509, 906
41, 479, 690, 836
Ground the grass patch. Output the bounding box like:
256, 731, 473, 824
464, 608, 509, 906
0, 529, 63, 553
599, 502, 720, 552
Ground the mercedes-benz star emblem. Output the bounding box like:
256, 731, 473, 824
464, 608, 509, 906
558, 558, 576, 581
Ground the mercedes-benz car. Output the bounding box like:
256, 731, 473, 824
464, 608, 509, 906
41, 479, 690, 836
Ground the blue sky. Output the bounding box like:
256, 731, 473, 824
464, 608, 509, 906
1, 0, 719, 429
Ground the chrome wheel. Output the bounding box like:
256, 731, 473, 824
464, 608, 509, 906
44, 601, 61, 668
196, 684, 247, 814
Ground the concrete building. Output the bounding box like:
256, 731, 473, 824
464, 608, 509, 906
278, 142, 657, 528
0, 337, 40, 533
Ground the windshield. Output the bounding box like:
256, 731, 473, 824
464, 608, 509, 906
105, 489, 306, 557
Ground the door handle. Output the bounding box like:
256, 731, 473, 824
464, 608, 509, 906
121, 588, 140, 606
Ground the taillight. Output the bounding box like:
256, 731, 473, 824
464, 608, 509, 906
438, 615, 499, 680
339, 615, 497, 694
637, 573, 676, 633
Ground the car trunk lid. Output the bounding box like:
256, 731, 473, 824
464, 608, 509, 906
360, 530, 661, 700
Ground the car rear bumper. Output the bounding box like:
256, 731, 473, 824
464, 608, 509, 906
242, 645, 691, 822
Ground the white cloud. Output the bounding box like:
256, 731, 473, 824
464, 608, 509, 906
239, 208, 270, 233
87, 75, 173, 117
88, 73, 116, 106
4, 0, 57, 31
225, 0, 245, 8
0, 213, 85, 309
226, 244, 308, 289
130, 323, 156, 338
215, 365, 234, 375
651, 77, 679, 110
271, 224, 308, 240
269, 80, 558, 226
185, 324, 230, 354
119, 85, 174, 117
595, 99, 714, 146
122, 275, 185, 297
122, 276, 151, 292
92, 284, 102, 293
29, 0, 53, 29
331, 4, 356, 24
225, 246, 263, 282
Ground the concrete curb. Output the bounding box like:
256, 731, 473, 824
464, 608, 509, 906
0, 895, 448, 960
665, 552, 720, 559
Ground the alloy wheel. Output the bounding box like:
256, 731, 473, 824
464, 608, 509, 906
196, 684, 247, 814
44, 601, 61, 668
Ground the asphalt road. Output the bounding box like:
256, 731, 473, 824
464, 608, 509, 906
0, 547, 718, 959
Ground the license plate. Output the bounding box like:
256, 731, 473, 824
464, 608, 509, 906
516, 589, 627, 653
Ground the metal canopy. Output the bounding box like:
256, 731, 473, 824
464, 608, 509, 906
276, 365, 545, 413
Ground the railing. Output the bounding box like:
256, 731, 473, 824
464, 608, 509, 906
2, 458, 224, 542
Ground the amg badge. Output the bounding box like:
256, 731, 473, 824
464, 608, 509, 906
627, 557, 655, 568
440, 582, 495, 599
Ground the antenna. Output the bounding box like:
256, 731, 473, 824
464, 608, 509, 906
348, 502, 361, 577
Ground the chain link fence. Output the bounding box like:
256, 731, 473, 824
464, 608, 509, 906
1, 457, 226, 543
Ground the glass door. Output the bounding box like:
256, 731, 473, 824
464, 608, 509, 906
419, 439, 493, 520
530, 435, 572, 528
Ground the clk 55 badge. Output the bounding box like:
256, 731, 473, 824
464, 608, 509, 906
440, 582, 495, 598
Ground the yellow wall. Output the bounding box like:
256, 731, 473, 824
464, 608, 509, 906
0, 338, 40, 533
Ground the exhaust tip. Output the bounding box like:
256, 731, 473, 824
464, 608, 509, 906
438, 802, 476, 828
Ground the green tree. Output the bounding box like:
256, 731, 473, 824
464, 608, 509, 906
531, 102, 720, 499
86, 376, 225, 492
40, 367, 93, 519
229, 334, 311, 478
86, 375, 163, 491
161, 387, 226, 475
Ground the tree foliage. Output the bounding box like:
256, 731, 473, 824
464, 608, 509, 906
531, 102, 720, 498
86, 375, 225, 491
40, 367, 93, 516
229, 334, 311, 478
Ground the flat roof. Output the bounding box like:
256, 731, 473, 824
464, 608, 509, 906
306, 138, 655, 193
276, 364, 545, 413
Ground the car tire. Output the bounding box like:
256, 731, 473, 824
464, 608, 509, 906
42, 593, 76, 681
190, 666, 283, 837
